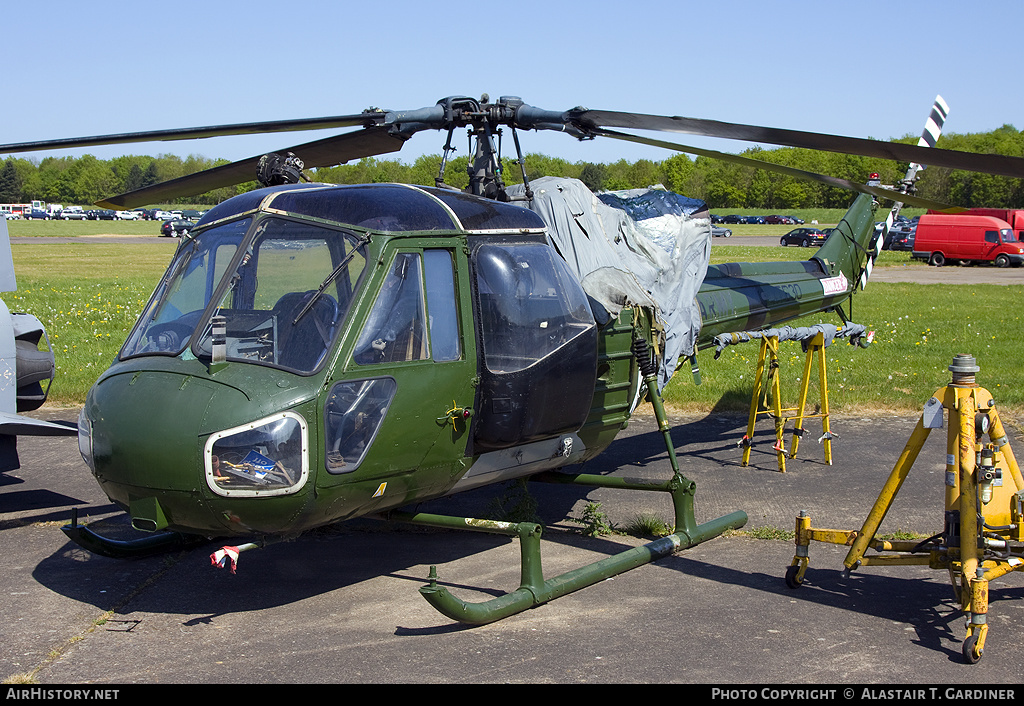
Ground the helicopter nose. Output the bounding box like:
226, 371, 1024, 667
83, 369, 248, 533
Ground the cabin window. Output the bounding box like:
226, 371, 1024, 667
323, 377, 398, 473
473, 242, 594, 373
469, 241, 598, 451
985, 231, 999, 244
205, 411, 308, 497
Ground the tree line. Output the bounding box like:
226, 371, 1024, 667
1, 124, 1021, 209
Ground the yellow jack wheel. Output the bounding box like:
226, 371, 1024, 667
962, 635, 982, 664
785, 564, 804, 589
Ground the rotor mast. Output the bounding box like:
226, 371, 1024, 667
427, 95, 584, 201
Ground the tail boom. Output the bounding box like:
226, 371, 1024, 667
696, 193, 877, 347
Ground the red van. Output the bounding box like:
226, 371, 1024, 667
912, 213, 1024, 267
928, 208, 1024, 241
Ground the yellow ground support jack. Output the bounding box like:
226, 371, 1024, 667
738, 331, 834, 472
785, 354, 1024, 664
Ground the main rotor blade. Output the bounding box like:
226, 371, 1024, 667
577, 110, 1024, 180
97, 127, 406, 209
0, 113, 381, 155
597, 128, 963, 213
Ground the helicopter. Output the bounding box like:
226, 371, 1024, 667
3, 94, 1022, 623
0, 216, 78, 473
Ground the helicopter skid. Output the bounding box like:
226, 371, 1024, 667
62, 507, 207, 559
391, 471, 748, 625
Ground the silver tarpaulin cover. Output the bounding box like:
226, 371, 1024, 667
506, 177, 710, 391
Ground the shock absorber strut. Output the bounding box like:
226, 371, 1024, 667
632, 336, 679, 475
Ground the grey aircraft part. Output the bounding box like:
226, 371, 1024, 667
507, 177, 710, 391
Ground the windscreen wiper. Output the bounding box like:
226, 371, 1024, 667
292, 233, 372, 325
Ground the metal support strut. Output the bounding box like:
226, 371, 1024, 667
402, 337, 747, 624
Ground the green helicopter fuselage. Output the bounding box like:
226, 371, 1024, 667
78, 183, 877, 538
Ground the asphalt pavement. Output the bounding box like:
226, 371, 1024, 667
2, 405, 1022, 686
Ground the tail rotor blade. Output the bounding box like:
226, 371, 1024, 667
866, 95, 951, 290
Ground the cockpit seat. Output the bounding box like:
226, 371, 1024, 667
272, 291, 339, 371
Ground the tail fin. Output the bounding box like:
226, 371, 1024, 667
696, 96, 950, 347
864, 95, 949, 288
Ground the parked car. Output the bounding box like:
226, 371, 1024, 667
24, 209, 51, 220
889, 232, 915, 251
160, 219, 194, 237
2, 212, 21, 220
742, 215, 765, 224
712, 225, 732, 238
87, 209, 117, 220
722, 214, 744, 224
58, 209, 89, 220
115, 210, 141, 220
787, 216, 805, 225
763, 215, 789, 224
710, 214, 724, 224
780, 227, 828, 247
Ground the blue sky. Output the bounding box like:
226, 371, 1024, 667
4, 0, 1021, 171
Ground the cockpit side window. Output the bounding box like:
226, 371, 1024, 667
423, 249, 460, 362
352, 249, 462, 366
353, 253, 428, 364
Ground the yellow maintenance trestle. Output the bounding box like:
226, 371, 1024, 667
785, 354, 1024, 664
737, 330, 835, 472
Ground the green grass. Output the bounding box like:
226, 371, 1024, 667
7, 218, 164, 237
9, 242, 176, 405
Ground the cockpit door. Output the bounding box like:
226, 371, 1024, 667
320, 246, 476, 494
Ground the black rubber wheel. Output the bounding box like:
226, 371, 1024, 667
785, 564, 804, 589
801, 238, 810, 247
962, 634, 982, 664
995, 254, 1010, 268
929, 252, 945, 267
